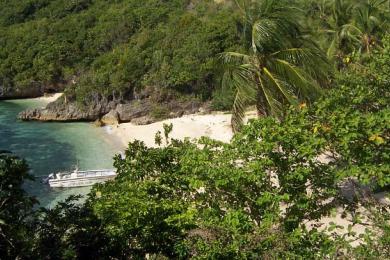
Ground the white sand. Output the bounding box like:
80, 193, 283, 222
107, 113, 235, 148
104, 110, 258, 148
34, 93, 63, 104
104, 110, 259, 148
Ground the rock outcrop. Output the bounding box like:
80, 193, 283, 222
18, 98, 116, 121
130, 116, 154, 125
18, 86, 205, 124
101, 110, 119, 125
115, 101, 151, 122
0, 83, 65, 100
0, 85, 43, 99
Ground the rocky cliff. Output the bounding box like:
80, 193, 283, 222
18, 89, 205, 125
0, 83, 65, 100
0, 85, 42, 99
18, 97, 117, 121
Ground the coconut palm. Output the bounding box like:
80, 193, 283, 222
341, 0, 390, 54
323, 0, 389, 58
222, 0, 331, 132
323, 0, 355, 59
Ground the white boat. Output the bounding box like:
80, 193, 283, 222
45, 168, 117, 188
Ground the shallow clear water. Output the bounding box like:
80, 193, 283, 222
0, 99, 121, 207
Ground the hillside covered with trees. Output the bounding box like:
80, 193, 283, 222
0, 0, 389, 259
0, 0, 241, 104
1, 0, 389, 122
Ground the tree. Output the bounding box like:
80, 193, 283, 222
323, 0, 355, 59
221, 0, 330, 132
0, 151, 36, 258
89, 60, 389, 256
341, 0, 389, 55
32, 196, 114, 259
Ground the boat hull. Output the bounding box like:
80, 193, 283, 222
49, 175, 116, 188
48, 170, 116, 188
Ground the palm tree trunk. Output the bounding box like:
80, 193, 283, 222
255, 73, 269, 117
363, 34, 370, 54
256, 89, 269, 117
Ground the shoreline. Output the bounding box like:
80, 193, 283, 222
10, 93, 250, 150
33, 93, 63, 104
102, 111, 258, 149
3, 96, 388, 240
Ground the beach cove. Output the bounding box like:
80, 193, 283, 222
0, 94, 244, 206
0, 95, 122, 207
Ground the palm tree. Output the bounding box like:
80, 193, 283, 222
341, 0, 390, 54
323, 0, 355, 59
222, 0, 331, 132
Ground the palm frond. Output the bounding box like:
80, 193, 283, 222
257, 72, 284, 118
262, 67, 299, 106
231, 89, 247, 133
271, 48, 318, 65
271, 47, 331, 82
340, 24, 363, 42
273, 59, 323, 99
252, 16, 300, 54
223, 64, 257, 132
252, 19, 282, 53
221, 0, 335, 131
219, 52, 251, 65
327, 37, 338, 58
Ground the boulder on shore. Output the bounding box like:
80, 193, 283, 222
101, 110, 119, 125
115, 101, 150, 122
131, 116, 154, 125
93, 119, 104, 127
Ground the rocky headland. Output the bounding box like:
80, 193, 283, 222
17, 87, 207, 125
0, 83, 65, 100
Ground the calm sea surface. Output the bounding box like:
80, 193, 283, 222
0, 99, 120, 207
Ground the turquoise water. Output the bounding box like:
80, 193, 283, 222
0, 99, 121, 207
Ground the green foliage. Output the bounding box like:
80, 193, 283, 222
1, 49, 389, 257
315, 38, 390, 188
221, 0, 331, 131
0, 151, 36, 258
0, 2, 389, 259
85, 45, 389, 258
31, 196, 114, 259
0, 0, 242, 103
1, 0, 389, 113
299, 0, 390, 63
211, 82, 236, 110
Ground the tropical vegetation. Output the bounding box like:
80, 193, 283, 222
1, 0, 389, 259
1, 36, 389, 258
221, 0, 330, 131
0, 0, 242, 103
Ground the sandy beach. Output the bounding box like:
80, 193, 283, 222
105, 112, 235, 148
29, 92, 237, 149
101, 108, 259, 148
35, 93, 63, 104
102, 109, 259, 148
